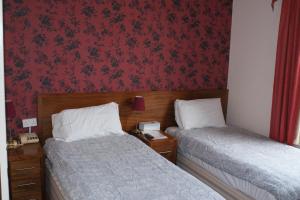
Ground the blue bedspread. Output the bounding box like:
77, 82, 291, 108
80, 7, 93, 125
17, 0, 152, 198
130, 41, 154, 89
44, 134, 224, 200
166, 126, 300, 200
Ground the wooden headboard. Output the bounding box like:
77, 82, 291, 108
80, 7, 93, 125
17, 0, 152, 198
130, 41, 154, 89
38, 89, 228, 144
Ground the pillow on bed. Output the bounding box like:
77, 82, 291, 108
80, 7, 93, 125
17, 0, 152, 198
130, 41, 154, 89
175, 98, 226, 129
52, 102, 124, 142
175, 101, 184, 129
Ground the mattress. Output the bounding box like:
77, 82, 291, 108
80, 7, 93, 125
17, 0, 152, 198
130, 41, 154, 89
44, 134, 225, 200
165, 126, 300, 200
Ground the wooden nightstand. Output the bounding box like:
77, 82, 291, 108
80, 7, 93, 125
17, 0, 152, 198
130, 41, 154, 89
129, 130, 177, 163
8, 143, 44, 200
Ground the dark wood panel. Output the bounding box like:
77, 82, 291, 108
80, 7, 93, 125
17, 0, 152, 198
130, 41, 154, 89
38, 89, 228, 144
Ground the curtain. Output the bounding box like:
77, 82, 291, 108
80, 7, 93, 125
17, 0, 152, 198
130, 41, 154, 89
269, 0, 300, 145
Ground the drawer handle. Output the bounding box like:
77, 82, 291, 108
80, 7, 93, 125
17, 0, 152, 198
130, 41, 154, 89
159, 150, 172, 154
15, 167, 35, 171
17, 182, 36, 188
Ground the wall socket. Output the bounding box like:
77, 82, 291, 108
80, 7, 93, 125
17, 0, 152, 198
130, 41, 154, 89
22, 118, 37, 128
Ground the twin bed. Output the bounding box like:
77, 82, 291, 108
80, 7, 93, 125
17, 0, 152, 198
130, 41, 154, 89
38, 90, 300, 200
44, 135, 223, 200
166, 126, 300, 200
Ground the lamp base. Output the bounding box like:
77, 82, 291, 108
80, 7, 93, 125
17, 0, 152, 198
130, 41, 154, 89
131, 129, 142, 135
7, 140, 18, 149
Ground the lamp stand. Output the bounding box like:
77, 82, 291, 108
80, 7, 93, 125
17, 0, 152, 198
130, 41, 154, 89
131, 118, 142, 135
8, 128, 13, 142
7, 119, 13, 142
7, 119, 18, 149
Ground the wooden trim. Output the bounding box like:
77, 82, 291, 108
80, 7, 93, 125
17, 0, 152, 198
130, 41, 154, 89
38, 89, 228, 144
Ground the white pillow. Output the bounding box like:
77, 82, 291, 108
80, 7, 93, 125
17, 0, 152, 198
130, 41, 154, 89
52, 102, 124, 142
174, 101, 184, 129
175, 98, 226, 129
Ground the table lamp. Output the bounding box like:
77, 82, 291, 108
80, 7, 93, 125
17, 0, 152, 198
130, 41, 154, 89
132, 96, 145, 133
6, 100, 16, 142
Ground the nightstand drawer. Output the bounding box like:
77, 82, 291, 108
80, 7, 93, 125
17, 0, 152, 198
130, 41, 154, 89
9, 159, 41, 180
129, 130, 177, 163
11, 191, 42, 200
159, 150, 173, 160
151, 142, 175, 153
10, 178, 41, 192
152, 142, 176, 163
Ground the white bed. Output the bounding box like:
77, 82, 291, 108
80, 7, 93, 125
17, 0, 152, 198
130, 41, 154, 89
44, 134, 226, 200
166, 126, 300, 200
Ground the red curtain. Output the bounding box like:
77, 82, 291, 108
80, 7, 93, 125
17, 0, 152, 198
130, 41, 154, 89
270, 0, 300, 145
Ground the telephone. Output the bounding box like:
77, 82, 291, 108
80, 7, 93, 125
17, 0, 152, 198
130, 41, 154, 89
19, 133, 39, 144
7, 139, 22, 149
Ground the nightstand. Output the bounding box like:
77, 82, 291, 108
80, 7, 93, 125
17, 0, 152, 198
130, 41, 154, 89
129, 130, 177, 163
8, 143, 44, 200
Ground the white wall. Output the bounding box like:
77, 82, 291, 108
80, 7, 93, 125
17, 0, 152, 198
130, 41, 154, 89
227, 0, 282, 136
0, 0, 9, 199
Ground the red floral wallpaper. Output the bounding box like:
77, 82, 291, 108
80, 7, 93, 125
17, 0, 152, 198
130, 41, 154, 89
3, 0, 232, 133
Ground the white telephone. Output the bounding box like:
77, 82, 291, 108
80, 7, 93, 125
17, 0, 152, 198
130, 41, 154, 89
19, 133, 39, 144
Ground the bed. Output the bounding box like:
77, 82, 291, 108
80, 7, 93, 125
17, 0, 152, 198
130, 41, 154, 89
166, 98, 300, 200
37, 90, 229, 200
44, 134, 226, 200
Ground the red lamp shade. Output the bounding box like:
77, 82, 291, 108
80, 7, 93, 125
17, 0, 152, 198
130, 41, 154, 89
5, 100, 16, 120
132, 96, 145, 111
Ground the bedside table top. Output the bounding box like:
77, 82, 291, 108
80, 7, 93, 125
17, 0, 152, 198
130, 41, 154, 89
129, 130, 177, 164
8, 143, 43, 162
129, 130, 176, 145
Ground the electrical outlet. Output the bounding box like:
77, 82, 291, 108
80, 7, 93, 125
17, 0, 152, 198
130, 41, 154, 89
22, 118, 37, 128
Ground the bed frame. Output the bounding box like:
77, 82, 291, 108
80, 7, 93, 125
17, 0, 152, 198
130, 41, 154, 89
37, 89, 252, 200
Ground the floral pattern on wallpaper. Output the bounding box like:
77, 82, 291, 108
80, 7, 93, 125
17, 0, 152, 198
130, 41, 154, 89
3, 0, 232, 133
